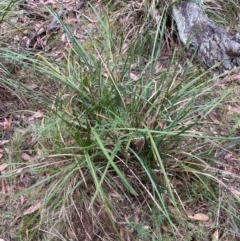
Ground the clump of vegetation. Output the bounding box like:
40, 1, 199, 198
0, 0, 239, 240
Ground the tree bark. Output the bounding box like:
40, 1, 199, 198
172, 1, 240, 70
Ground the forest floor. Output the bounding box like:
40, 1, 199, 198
0, 0, 240, 240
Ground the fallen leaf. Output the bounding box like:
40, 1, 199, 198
224, 153, 235, 161
171, 178, 184, 187
212, 229, 219, 241
21, 153, 32, 161
168, 205, 179, 215
228, 105, 240, 114
155, 62, 163, 72
130, 72, 140, 81
222, 73, 240, 83
185, 209, 194, 216
0, 163, 7, 172
55, 55, 64, 62
20, 195, 24, 206
162, 225, 171, 233
230, 188, 240, 197
162, 225, 183, 238
23, 201, 41, 216
134, 212, 140, 223
188, 213, 209, 221
0, 117, 12, 130
25, 83, 38, 90
61, 33, 66, 42
66, 227, 77, 240
27, 111, 43, 121
0, 140, 9, 145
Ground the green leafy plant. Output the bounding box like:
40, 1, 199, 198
0, 1, 239, 240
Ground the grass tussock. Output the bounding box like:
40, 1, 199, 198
0, 0, 239, 240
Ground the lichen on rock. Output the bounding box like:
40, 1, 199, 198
172, 1, 240, 70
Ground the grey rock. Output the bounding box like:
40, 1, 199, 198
172, 1, 240, 70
